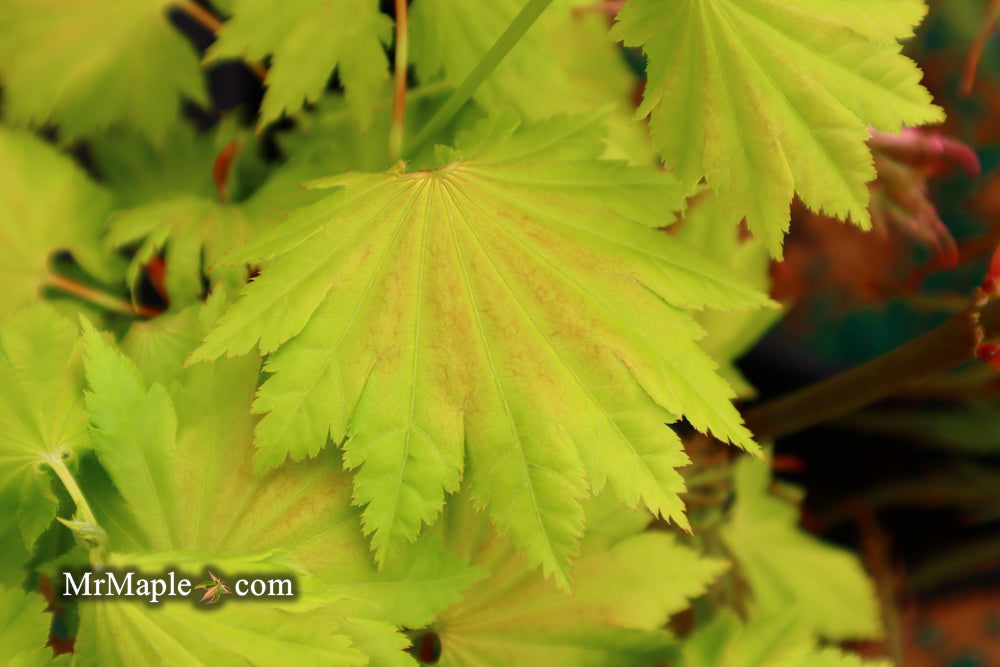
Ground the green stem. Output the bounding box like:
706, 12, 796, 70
47, 455, 96, 527
388, 0, 410, 162
404, 0, 555, 158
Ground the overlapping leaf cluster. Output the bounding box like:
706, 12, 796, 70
0, 0, 943, 663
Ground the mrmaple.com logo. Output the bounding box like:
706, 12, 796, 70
60, 568, 295, 605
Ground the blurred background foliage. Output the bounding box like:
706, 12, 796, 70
727, 2, 1000, 664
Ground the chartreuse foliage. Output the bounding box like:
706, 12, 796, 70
207, 0, 392, 129
611, 0, 943, 254
677, 611, 891, 667
0, 584, 55, 665
0, 131, 115, 319
722, 456, 881, 641
98, 124, 326, 307
74, 304, 458, 664
192, 112, 768, 586
0, 304, 735, 664
675, 192, 781, 398
0, 0, 206, 139
423, 490, 725, 666
0, 307, 89, 557
0, 0, 942, 663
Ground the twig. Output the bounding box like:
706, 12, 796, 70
962, 0, 1000, 96
176, 1, 268, 81
743, 297, 1000, 440
178, 0, 222, 31
46, 273, 162, 319
388, 0, 410, 162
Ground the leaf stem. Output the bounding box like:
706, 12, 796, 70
388, 0, 410, 162
404, 0, 556, 158
47, 455, 96, 527
175, 1, 268, 81
743, 297, 1000, 440
46, 273, 162, 319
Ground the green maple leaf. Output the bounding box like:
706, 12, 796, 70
545, 11, 658, 165
417, 491, 725, 666
0, 306, 88, 554
74, 307, 480, 663
276, 84, 487, 178
0, 0, 207, 139
99, 125, 328, 307
0, 585, 51, 665
73, 551, 386, 666
610, 0, 944, 255
207, 0, 392, 129
676, 193, 781, 398
89, 124, 224, 208
721, 456, 881, 640
409, 0, 566, 119
0, 129, 115, 319
409, 0, 651, 162
192, 112, 768, 586
678, 611, 890, 667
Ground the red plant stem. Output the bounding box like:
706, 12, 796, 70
176, 1, 267, 81
743, 297, 1000, 440
46, 273, 162, 319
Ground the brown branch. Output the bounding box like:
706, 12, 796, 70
46, 274, 162, 319
743, 297, 1000, 440
176, 1, 268, 81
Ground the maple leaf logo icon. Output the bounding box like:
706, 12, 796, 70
194, 572, 232, 605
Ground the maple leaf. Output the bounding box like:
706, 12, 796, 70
0, 130, 115, 319
677, 610, 890, 667
100, 125, 328, 307
409, 0, 566, 119
418, 491, 727, 666
409, 0, 652, 162
74, 307, 479, 663
0, 0, 207, 139
0, 585, 51, 665
207, 0, 392, 129
0, 306, 88, 554
721, 456, 881, 640
89, 124, 226, 207
194, 571, 234, 604
191, 112, 768, 586
611, 0, 945, 255
675, 192, 781, 398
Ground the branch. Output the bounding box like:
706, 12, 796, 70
743, 297, 1000, 440
388, 0, 410, 162
46, 273, 162, 319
